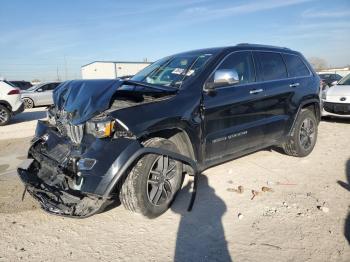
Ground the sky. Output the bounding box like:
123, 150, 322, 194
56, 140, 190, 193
0, 0, 349, 81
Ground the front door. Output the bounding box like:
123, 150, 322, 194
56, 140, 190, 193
203, 51, 266, 164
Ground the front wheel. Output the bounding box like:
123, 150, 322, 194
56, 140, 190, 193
283, 109, 318, 157
119, 138, 183, 218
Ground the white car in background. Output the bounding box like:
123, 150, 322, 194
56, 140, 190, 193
0, 79, 24, 125
21, 81, 61, 109
322, 74, 350, 118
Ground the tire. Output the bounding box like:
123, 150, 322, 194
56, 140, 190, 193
119, 138, 183, 218
0, 105, 11, 126
23, 98, 34, 109
283, 109, 318, 157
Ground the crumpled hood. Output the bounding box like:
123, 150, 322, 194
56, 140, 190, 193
53, 79, 176, 125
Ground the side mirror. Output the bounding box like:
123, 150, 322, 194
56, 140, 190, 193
37, 88, 43, 92
204, 69, 240, 92
331, 81, 338, 86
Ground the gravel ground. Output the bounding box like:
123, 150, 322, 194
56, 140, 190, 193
0, 110, 349, 262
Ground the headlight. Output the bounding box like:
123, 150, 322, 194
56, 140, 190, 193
86, 117, 134, 139
86, 119, 115, 138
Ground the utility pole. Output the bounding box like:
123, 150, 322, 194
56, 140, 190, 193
64, 56, 68, 80
56, 65, 61, 81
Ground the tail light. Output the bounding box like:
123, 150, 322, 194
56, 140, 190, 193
7, 88, 20, 95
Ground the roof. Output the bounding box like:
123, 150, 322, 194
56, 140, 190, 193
174, 43, 297, 57
81, 61, 152, 68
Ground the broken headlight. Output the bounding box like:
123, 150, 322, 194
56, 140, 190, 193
86, 118, 115, 138
86, 116, 134, 139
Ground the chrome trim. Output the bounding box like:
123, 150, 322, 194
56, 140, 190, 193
249, 88, 264, 94
289, 83, 300, 88
203, 49, 313, 91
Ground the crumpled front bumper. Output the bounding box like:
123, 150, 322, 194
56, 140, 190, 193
17, 120, 200, 218
17, 120, 143, 217
18, 163, 106, 218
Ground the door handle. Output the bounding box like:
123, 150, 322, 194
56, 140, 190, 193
289, 83, 300, 88
249, 88, 264, 94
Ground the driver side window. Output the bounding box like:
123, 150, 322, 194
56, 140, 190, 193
216, 51, 256, 85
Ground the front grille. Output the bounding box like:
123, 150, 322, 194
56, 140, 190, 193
66, 124, 84, 144
55, 110, 84, 144
324, 102, 350, 115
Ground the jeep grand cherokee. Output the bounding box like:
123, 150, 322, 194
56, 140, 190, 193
17, 44, 320, 218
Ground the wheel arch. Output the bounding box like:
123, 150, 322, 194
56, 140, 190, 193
288, 98, 321, 136
0, 100, 12, 112
140, 128, 197, 163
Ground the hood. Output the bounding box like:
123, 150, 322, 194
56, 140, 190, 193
53, 79, 177, 125
326, 85, 350, 96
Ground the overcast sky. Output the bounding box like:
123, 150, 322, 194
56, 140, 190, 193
0, 0, 349, 81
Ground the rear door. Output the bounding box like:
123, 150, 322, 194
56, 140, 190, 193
203, 51, 266, 163
253, 51, 293, 144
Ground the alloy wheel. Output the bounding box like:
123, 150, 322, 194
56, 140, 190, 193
23, 98, 34, 109
299, 118, 316, 150
147, 155, 178, 206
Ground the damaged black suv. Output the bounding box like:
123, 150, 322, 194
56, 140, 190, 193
17, 44, 320, 218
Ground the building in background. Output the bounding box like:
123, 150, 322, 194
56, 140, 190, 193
317, 67, 350, 77
81, 61, 151, 79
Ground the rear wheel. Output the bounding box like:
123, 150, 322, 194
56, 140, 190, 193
119, 138, 183, 218
0, 105, 11, 126
23, 98, 34, 109
283, 109, 318, 157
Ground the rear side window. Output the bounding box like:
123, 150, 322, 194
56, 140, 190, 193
255, 52, 287, 81
283, 54, 310, 77
216, 51, 256, 84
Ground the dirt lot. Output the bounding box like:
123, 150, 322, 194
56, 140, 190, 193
0, 109, 349, 262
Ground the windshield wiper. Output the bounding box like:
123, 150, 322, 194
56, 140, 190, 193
122, 80, 178, 92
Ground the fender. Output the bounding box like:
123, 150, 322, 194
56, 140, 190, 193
104, 147, 200, 211
288, 98, 321, 136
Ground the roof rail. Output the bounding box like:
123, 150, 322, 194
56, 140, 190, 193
236, 43, 290, 50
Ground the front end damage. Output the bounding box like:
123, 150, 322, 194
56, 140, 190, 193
17, 112, 146, 218
17, 79, 199, 218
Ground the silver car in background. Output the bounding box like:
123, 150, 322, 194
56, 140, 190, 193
21, 82, 61, 109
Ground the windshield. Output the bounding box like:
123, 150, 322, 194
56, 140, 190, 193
337, 74, 350, 85
131, 53, 213, 88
